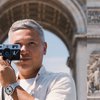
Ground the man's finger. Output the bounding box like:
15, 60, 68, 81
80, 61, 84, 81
0, 56, 3, 60
0, 59, 11, 68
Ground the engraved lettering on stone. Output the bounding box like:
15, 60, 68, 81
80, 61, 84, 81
87, 8, 100, 24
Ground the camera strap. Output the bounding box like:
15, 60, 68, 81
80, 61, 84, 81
2, 87, 5, 100
6, 59, 11, 64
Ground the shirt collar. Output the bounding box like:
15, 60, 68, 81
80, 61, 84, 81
38, 66, 47, 76
16, 66, 47, 79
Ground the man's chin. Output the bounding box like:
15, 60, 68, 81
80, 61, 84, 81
16, 63, 33, 70
13, 61, 28, 67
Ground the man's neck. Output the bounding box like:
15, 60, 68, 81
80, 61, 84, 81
17, 73, 36, 80
17, 67, 41, 80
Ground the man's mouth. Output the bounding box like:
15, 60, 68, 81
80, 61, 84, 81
20, 57, 32, 61
13, 57, 32, 63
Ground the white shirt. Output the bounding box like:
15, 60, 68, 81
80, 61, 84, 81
18, 78, 35, 93
0, 66, 76, 100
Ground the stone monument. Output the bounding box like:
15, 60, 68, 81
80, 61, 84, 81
87, 0, 100, 100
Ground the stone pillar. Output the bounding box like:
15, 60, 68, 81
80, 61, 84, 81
73, 35, 87, 100
87, 35, 100, 100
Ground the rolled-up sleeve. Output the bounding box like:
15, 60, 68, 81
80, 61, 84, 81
45, 74, 76, 100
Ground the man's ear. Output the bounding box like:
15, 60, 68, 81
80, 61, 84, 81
43, 42, 47, 55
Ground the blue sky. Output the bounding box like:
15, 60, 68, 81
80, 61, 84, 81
4, 30, 70, 74
43, 30, 70, 74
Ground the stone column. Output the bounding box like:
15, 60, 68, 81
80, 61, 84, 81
87, 35, 100, 100
73, 35, 87, 100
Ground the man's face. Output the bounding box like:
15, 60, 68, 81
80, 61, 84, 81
9, 29, 47, 75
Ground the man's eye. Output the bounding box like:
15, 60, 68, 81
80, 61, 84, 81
29, 42, 34, 45
28, 42, 37, 46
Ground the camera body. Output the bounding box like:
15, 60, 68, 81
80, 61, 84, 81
0, 44, 20, 60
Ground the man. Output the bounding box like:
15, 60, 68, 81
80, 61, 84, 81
0, 19, 76, 100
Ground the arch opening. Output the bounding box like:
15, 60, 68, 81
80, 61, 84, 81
0, 0, 87, 74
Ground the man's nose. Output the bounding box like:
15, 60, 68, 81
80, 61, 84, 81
20, 45, 29, 54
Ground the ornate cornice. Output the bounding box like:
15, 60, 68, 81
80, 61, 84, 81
73, 34, 100, 46
72, 34, 86, 46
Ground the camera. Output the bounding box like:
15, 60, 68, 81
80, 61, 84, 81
0, 44, 20, 60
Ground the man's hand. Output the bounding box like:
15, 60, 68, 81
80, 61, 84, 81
0, 56, 16, 87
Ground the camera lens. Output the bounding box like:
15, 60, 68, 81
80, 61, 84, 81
2, 48, 12, 59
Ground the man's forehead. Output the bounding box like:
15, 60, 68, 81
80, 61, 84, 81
9, 31, 41, 43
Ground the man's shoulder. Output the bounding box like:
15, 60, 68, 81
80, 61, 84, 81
43, 71, 75, 92
48, 71, 72, 77
40, 67, 71, 80
45, 71, 74, 84
39, 67, 75, 86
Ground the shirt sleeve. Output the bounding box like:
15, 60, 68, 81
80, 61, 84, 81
34, 98, 39, 100
45, 73, 76, 100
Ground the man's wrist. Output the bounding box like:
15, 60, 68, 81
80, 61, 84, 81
5, 82, 19, 95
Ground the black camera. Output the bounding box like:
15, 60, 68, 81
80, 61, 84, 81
0, 44, 20, 60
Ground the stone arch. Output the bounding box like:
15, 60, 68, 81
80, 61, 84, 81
0, 0, 86, 70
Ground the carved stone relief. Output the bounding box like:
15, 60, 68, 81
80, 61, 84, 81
87, 52, 100, 98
